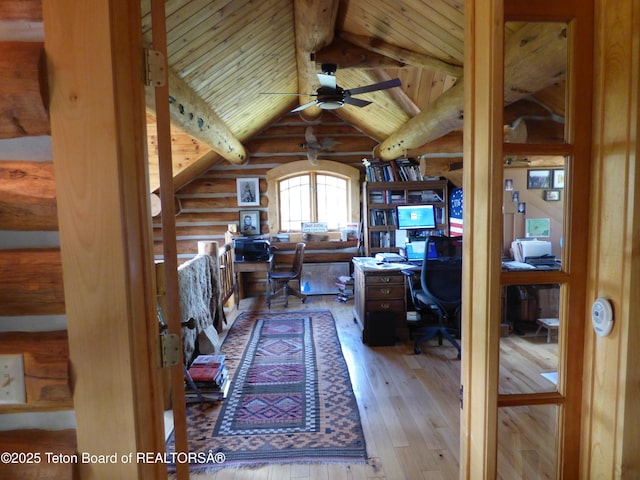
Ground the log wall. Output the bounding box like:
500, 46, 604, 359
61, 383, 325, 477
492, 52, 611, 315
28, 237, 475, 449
0, 3, 76, 478
152, 112, 367, 297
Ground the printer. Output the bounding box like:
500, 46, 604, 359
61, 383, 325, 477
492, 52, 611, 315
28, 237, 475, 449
511, 239, 553, 263
233, 237, 270, 261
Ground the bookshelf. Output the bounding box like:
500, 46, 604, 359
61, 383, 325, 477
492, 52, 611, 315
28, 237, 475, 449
362, 179, 449, 256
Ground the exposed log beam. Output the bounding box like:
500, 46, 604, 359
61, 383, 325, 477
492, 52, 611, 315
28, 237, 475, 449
419, 157, 464, 187
293, 0, 340, 120
0, 248, 65, 315
144, 68, 247, 164
407, 114, 563, 158
377, 22, 568, 160
0, 42, 49, 138
339, 32, 464, 77
313, 37, 405, 69
369, 69, 420, 117
0, 161, 57, 230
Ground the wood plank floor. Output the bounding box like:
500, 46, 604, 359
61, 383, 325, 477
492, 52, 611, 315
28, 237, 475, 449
174, 294, 558, 480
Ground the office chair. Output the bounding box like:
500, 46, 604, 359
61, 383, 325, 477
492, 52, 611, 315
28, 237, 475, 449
403, 236, 462, 358
267, 242, 306, 308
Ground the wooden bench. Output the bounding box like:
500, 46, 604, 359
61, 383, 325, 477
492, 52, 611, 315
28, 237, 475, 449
536, 317, 560, 343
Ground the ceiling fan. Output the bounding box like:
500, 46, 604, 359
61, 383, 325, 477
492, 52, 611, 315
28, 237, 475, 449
262, 64, 402, 112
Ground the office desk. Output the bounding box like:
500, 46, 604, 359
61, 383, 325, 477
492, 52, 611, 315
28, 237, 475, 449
233, 255, 274, 306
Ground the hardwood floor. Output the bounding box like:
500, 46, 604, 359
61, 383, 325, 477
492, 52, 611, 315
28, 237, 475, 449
175, 294, 557, 480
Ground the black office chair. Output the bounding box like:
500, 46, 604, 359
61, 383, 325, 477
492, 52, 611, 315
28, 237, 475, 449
267, 242, 306, 308
403, 236, 462, 358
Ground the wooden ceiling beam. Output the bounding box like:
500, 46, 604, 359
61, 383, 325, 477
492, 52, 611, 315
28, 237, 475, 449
145, 68, 247, 164
313, 37, 405, 69
339, 32, 464, 77
293, 0, 340, 120
369, 69, 420, 118
376, 22, 568, 160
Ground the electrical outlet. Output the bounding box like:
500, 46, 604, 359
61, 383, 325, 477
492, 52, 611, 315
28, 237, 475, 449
0, 354, 26, 404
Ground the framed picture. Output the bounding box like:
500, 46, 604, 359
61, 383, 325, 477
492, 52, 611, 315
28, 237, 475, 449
511, 190, 520, 203
239, 210, 260, 235
553, 169, 565, 189
504, 178, 514, 191
236, 178, 260, 206
526, 218, 551, 238
527, 169, 552, 189
544, 189, 561, 201
517, 202, 526, 214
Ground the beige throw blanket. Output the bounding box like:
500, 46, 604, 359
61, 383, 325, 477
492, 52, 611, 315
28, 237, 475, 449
177, 254, 221, 363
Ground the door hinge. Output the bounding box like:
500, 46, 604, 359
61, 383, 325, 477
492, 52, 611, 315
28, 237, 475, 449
159, 333, 181, 367
144, 48, 166, 87
459, 384, 463, 409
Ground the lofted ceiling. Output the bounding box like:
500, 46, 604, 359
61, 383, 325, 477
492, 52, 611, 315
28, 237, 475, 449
141, 0, 567, 191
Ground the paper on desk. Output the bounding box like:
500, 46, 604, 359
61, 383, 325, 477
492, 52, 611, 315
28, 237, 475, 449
374, 262, 415, 269
502, 261, 536, 270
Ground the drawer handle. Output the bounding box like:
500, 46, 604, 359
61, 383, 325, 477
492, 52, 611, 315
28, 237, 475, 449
380, 303, 390, 309
381, 277, 391, 283
380, 288, 391, 295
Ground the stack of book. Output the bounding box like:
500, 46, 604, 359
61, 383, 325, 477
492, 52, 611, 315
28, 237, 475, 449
335, 275, 354, 303
185, 354, 230, 402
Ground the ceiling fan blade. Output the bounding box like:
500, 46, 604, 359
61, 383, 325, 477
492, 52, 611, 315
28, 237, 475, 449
259, 92, 308, 96
317, 72, 337, 89
346, 78, 402, 96
291, 100, 318, 112
343, 96, 372, 108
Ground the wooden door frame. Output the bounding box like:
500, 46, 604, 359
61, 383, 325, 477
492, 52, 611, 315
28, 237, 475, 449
43, 0, 167, 478
461, 1, 594, 478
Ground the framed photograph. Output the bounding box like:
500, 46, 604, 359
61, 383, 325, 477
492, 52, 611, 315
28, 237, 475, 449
553, 169, 565, 189
504, 179, 514, 191
527, 169, 552, 189
236, 178, 260, 206
544, 189, 561, 201
517, 202, 526, 214
511, 190, 520, 203
239, 210, 260, 236
526, 218, 551, 238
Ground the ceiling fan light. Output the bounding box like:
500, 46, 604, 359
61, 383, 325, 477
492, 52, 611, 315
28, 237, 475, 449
318, 100, 344, 110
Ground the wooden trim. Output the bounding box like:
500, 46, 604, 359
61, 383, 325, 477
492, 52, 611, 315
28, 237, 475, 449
498, 392, 565, 408
582, 0, 640, 476
149, 0, 189, 478
460, 1, 504, 478
43, 0, 166, 477
266, 160, 361, 235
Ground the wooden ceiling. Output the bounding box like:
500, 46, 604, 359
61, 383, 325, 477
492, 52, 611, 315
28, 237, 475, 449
141, 0, 566, 191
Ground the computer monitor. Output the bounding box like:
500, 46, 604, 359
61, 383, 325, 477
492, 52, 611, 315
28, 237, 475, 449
396, 204, 437, 230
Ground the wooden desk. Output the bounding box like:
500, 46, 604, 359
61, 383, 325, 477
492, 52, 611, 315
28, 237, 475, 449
352, 257, 411, 345
233, 255, 274, 306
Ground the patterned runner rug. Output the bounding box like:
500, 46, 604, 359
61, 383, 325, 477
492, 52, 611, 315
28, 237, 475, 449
168, 309, 367, 471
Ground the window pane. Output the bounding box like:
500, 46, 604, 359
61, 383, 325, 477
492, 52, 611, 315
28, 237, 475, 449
504, 21, 567, 145
498, 404, 558, 478
502, 156, 566, 271
500, 284, 560, 395
279, 175, 310, 231
316, 174, 348, 229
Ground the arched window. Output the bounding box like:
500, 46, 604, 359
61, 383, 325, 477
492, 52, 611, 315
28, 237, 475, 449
267, 160, 360, 234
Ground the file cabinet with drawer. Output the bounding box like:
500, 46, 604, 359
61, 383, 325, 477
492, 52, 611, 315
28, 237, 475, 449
352, 258, 409, 345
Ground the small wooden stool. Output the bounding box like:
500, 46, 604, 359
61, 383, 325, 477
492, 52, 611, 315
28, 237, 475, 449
536, 317, 559, 343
